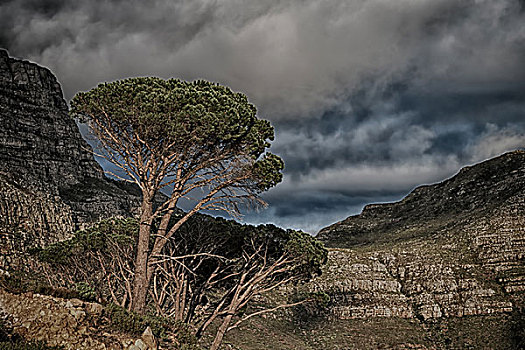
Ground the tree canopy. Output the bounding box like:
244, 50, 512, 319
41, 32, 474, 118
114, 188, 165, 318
34, 216, 327, 349
70, 77, 284, 314
71, 77, 283, 198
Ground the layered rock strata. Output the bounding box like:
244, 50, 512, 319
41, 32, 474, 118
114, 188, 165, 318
0, 49, 141, 271
227, 152, 524, 349
0, 176, 74, 270
303, 151, 525, 349
317, 151, 525, 309
0, 49, 140, 224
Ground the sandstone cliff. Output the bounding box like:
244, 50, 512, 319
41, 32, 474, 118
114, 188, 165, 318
302, 150, 524, 349
0, 49, 140, 271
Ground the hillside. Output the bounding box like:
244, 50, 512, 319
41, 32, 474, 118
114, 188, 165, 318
224, 151, 525, 349
290, 150, 525, 349
0, 49, 140, 227
318, 150, 525, 248
0, 49, 142, 272
0, 50, 523, 349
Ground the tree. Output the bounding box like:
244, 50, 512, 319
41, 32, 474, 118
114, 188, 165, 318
70, 77, 284, 313
34, 216, 327, 350
189, 222, 327, 350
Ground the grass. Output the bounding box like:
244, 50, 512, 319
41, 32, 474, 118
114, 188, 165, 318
225, 316, 431, 350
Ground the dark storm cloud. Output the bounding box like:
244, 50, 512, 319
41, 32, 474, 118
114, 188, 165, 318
2, 0, 524, 232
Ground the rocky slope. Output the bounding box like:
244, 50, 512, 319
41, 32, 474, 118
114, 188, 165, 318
317, 151, 525, 297
225, 151, 525, 350
303, 150, 524, 349
0, 288, 159, 349
0, 49, 141, 271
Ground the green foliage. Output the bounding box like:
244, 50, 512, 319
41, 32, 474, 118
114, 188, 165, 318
1, 270, 90, 302
0, 270, 43, 295
71, 77, 263, 150
252, 153, 284, 191
0, 269, 85, 300
75, 282, 97, 302
29, 218, 137, 304
282, 230, 328, 277
35, 218, 137, 265
173, 215, 328, 285
28, 214, 327, 346
244, 224, 328, 280
291, 290, 331, 322
105, 304, 198, 348
70, 77, 283, 192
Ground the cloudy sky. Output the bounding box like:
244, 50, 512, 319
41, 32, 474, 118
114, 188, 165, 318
2, 0, 524, 233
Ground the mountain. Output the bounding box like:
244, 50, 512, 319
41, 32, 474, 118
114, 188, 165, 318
225, 151, 524, 349
0, 50, 523, 349
318, 150, 525, 249
295, 151, 525, 349
0, 49, 140, 271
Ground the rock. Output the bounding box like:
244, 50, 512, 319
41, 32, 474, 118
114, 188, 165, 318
0, 49, 142, 272
135, 339, 146, 350
141, 326, 157, 349
86, 302, 104, 316
0, 288, 138, 350
309, 150, 525, 348
69, 308, 86, 321
70, 298, 84, 307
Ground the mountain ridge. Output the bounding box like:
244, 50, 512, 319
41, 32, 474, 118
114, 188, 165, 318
317, 149, 525, 247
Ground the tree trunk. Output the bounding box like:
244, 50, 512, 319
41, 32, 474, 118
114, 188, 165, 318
131, 195, 153, 313
209, 314, 233, 350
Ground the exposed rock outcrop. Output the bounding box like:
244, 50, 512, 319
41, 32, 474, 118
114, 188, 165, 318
0, 49, 102, 194
0, 49, 141, 225
0, 289, 157, 349
0, 175, 74, 269
222, 153, 524, 350
0, 49, 141, 271
304, 150, 525, 349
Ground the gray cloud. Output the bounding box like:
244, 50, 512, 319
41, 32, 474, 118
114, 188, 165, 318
4, 0, 523, 118
2, 0, 524, 233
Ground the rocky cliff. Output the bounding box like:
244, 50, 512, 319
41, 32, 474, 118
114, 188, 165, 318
225, 151, 525, 350
0, 49, 102, 193
0, 49, 140, 271
300, 150, 524, 349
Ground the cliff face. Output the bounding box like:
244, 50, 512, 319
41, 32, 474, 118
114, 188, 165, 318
0, 49, 102, 193
301, 151, 525, 349
0, 50, 140, 271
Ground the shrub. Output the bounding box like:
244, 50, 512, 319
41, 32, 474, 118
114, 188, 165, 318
75, 282, 97, 302
105, 304, 198, 349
